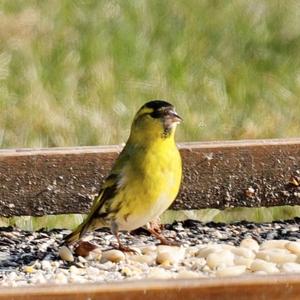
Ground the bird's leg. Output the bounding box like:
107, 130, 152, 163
111, 221, 137, 253
146, 222, 181, 246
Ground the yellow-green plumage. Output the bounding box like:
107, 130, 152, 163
64, 100, 182, 248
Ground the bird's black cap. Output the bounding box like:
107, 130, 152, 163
144, 100, 173, 110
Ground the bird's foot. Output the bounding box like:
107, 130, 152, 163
155, 234, 181, 246
146, 224, 181, 246
115, 243, 139, 254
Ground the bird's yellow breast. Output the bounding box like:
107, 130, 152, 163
113, 138, 182, 231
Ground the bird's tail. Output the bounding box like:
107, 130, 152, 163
63, 191, 104, 245
64, 221, 88, 245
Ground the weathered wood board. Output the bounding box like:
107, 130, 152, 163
0, 138, 299, 217
0, 275, 300, 300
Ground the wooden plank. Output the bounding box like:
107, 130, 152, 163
0, 275, 300, 300
0, 138, 299, 217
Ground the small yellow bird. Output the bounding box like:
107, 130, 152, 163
64, 100, 182, 251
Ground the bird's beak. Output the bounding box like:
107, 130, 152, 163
169, 110, 183, 124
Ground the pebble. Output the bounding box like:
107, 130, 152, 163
250, 259, 279, 274
285, 241, 300, 254
147, 267, 173, 279
206, 250, 234, 269
156, 246, 185, 265
256, 249, 297, 264
216, 265, 246, 277
234, 256, 254, 268
102, 249, 125, 263
231, 247, 255, 259
175, 270, 202, 279
240, 238, 259, 252
58, 246, 74, 262
130, 254, 156, 265
280, 262, 300, 273
1, 219, 300, 287
261, 240, 289, 250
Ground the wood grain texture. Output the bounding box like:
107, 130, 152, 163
0, 138, 299, 216
0, 275, 300, 300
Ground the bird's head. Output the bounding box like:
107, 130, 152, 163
129, 100, 182, 144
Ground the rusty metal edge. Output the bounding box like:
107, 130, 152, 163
1, 274, 300, 300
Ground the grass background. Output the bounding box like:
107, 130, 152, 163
0, 0, 300, 148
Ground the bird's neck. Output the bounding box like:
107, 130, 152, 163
127, 128, 176, 149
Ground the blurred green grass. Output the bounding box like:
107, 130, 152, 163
1, 0, 300, 148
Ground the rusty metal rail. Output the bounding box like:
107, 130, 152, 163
1, 275, 300, 300
0, 138, 299, 216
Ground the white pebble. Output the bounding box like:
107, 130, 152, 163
69, 265, 84, 275
156, 246, 185, 265
281, 262, 300, 273
175, 270, 202, 279
234, 256, 254, 268
41, 260, 52, 271
286, 242, 300, 255
240, 238, 259, 252
231, 247, 255, 259
196, 245, 222, 258
102, 249, 125, 263
147, 267, 173, 279
250, 259, 279, 274
256, 249, 297, 264
141, 245, 157, 255
253, 271, 268, 275
54, 272, 68, 284
261, 240, 288, 250
216, 265, 246, 277
87, 248, 102, 261
206, 250, 234, 269
86, 266, 100, 277
130, 254, 156, 265
58, 246, 74, 262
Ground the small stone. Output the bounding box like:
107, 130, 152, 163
256, 249, 297, 264
240, 238, 259, 252
175, 270, 202, 279
59, 246, 74, 262
206, 250, 234, 269
87, 248, 102, 261
75, 241, 98, 257
216, 265, 246, 277
281, 262, 300, 273
41, 260, 52, 271
86, 266, 100, 277
23, 265, 35, 274
260, 240, 288, 250
78, 256, 88, 263
196, 245, 222, 258
69, 265, 82, 275
250, 259, 279, 274
141, 245, 157, 255
231, 247, 255, 259
234, 256, 253, 268
156, 246, 185, 265
102, 249, 125, 263
147, 267, 173, 279
286, 242, 300, 254
54, 272, 68, 284
130, 254, 156, 265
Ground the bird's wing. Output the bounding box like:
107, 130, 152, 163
64, 146, 132, 244
64, 173, 120, 244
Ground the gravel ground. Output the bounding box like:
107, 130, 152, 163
1, 219, 300, 286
